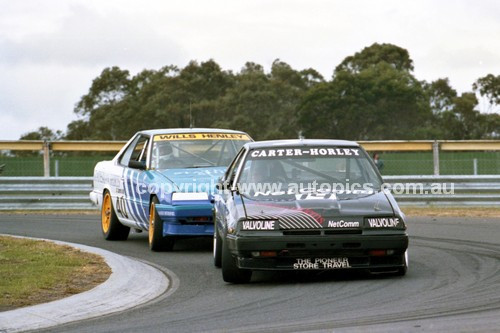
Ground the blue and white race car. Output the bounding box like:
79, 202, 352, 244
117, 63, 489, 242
90, 128, 252, 251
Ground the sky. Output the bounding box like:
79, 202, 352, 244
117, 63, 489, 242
1, 0, 499, 140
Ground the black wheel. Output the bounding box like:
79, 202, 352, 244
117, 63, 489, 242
395, 251, 409, 276
213, 222, 222, 268
101, 191, 130, 240
221, 238, 252, 283
149, 196, 175, 252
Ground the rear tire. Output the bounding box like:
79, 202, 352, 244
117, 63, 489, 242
395, 250, 409, 276
149, 196, 174, 252
221, 238, 252, 283
101, 191, 130, 241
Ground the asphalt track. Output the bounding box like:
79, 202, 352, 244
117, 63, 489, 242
0, 214, 499, 332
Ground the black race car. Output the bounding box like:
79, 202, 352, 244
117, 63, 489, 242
213, 139, 408, 283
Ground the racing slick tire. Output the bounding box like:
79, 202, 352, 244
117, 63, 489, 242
149, 196, 175, 252
101, 191, 130, 241
395, 250, 409, 276
221, 238, 252, 283
213, 223, 222, 268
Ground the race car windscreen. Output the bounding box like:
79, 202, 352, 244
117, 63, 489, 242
237, 146, 382, 197
151, 133, 251, 169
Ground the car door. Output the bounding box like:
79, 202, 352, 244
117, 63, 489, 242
215, 148, 247, 233
117, 134, 151, 229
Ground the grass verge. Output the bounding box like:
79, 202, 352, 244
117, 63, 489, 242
0, 236, 111, 312
0, 210, 99, 215
402, 206, 500, 218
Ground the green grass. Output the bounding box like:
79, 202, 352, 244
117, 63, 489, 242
379, 151, 500, 175
0, 151, 499, 176
0, 155, 115, 176
0, 236, 110, 310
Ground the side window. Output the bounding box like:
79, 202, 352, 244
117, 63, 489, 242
119, 135, 150, 166
225, 148, 245, 186
136, 138, 150, 163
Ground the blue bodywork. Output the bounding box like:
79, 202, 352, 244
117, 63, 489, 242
96, 128, 253, 242
126, 166, 226, 237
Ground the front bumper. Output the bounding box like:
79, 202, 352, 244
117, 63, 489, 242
156, 202, 214, 237
226, 233, 408, 271
89, 190, 100, 207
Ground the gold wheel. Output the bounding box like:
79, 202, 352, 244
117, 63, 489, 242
102, 192, 112, 233
149, 202, 155, 245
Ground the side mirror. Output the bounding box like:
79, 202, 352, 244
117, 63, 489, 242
128, 160, 146, 170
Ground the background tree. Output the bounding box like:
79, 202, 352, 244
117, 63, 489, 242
473, 74, 500, 105
22, 43, 498, 142
335, 43, 414, 73
299, 43, 431, 140
424, 78, 457, 115
473, 74, 500, 137
72, 66, 132, 139
20, 126, 62, 141
216, 60, 313, 140
15, 127, 62, 157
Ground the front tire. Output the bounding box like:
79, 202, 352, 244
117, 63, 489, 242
101, 191, 130, 241
221, 238, 252, 283
213, 223, 222, 268
149, 197, 174, 252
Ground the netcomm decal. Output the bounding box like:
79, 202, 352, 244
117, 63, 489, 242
326, 220, 360, 228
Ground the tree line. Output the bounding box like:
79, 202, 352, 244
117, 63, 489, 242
21, 43, 500, 142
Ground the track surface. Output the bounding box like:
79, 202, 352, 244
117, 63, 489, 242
0, 214, 499, 332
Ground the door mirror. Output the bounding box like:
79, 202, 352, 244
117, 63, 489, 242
128, 160, 146, 170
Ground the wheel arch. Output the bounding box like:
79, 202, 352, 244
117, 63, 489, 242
102, 188, 115, 210
149, 193, 159, 208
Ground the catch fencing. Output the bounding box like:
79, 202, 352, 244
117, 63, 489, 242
1, 140, 500, 176
0, 176, 499, 210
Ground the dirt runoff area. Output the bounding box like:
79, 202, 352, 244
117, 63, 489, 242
402, 206, 500, 218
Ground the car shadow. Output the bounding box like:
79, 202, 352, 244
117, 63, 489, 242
249, 269, 400, 285
127, 232, 212, 252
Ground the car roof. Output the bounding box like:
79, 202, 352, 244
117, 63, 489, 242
138, 128, 249, 136
243, 139, 360, 149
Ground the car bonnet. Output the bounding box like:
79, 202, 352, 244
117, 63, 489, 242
156, 167, 226, 194
238, 190, 394, 221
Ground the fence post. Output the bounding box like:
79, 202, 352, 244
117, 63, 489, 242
473, 158, 478, 175
43, 140, 50, 177
433, 141, 440, 176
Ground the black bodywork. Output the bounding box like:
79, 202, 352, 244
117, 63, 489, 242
213, 139, 409, 283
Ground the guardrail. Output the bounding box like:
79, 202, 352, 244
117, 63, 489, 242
0, 176, 499, 210
0, 177, 94, 210
1, 139, 500, 177
383, 175, 500, 206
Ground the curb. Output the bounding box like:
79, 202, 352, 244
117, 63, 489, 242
0, 235, 170, 333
